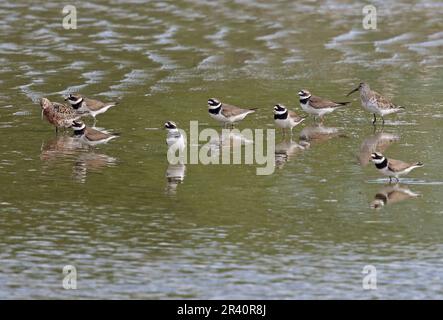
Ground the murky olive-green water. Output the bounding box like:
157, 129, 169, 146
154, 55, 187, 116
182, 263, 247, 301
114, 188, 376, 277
1, 0, 443, 299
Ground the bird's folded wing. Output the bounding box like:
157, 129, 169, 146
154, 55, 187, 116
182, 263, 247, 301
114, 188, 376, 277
309, 95, 340, 109
221, 104, 252, 117
388, 159, 413, 172
84, 98, 106, 111
289, 111, 304, 122
85, 128, 112, 141
373, 91, 397, 109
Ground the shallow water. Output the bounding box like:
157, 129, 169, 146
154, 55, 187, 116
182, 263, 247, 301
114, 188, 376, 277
1, 0, 443, 299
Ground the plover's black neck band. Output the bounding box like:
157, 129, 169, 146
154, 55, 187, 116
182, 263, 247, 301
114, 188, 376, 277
208, 105, 221, 115
375, 158, 388, 169
299, 97, 309, 104
73, 128, 85, 136
274, 110, 288, 120
71, 100, 83, 109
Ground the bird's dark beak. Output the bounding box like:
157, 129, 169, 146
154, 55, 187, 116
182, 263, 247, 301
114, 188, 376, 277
346, 87, 359, 96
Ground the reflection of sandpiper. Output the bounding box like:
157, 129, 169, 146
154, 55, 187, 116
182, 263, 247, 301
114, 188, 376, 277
275, 139, 309, 169
39, 135, 117, 183
40, 135, 85, 162
358, 131, 400, 166
371, 184, 420, 209
165, 163, 186, 195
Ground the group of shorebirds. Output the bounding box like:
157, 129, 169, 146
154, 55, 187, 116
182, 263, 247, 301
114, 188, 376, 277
39, 94, 118, 146
167, 82, 423, 183
39, 81, 423, 184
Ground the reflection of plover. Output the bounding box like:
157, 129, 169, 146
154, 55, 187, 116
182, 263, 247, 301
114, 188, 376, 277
299, 124, 343, 143
371, 184, 420, 209
370, 152, 423, 183
165, 121, 185, 152
40, 98, 83, 133
65, 93, 117, 123
207, 98, 256, 127
71, 121, 118, 146
165, 163, 186, 195
298, 89, 349, 121
275, 139, 309, 169
273, 104, 305, 135
347, 82, 404, 125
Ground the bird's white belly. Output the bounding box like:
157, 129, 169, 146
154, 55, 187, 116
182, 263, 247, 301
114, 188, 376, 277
300, 103, 334, 116
275, 118, 291, 129
167, 136, 186, 151
300, 102, 319, 115
209, 112, 228, 123
361, 99, 380, 114
379, 166, 395, 177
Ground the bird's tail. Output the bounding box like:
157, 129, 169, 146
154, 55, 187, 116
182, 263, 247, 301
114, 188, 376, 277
415, 162, 424, 167
336, 101, 351, 106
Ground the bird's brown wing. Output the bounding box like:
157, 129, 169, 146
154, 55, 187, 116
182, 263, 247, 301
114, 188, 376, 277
372, 91, 398, 109
386, 190, 415, 204
221, 103, 255, 117
388, 158, 414, 172
84, 97, 109, 111
289, 111, 304, 122
52, 102, 82, 126
309, 95, 343, 109
85, 127, 112, 141
53, 102, 74, 114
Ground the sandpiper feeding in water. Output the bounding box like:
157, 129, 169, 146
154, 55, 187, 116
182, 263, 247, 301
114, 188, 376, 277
40, 97, 83, 133
273, 104, 305, 135
298, 89, 350, 121
71, 121, 118, 146
207, 98, 256, 128
347, 82, 404, 125
65, 93, 118, 124
370, 152, 423, 183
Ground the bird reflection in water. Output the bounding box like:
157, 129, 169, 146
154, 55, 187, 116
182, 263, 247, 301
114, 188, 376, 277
40, 135, 118, 183
299, 124, 344, 144
275, 139, 309, 169
73, 152, 118, 183
40, 135, 86, 161
200, 130, 254, 158
358, 129, 400, 166
370, 184, 420, 209
165, 163, 186, 196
